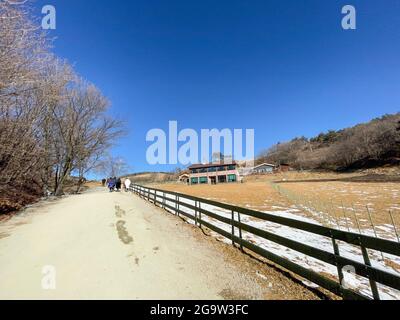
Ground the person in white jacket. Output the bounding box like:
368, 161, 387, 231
124, 178, 132, 192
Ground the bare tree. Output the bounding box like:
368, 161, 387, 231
0, 2, 50, 100
1, 3, 125, 212
97, 155, 130, 179
47, 81, 125, 196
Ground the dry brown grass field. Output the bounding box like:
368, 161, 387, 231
151, 168, 400, 239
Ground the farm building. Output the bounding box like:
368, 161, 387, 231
178, 172, 190, 184
188, 162, 239, 185
252, 163, 276, 174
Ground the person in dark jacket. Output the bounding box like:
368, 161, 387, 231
116, 178, 122, 192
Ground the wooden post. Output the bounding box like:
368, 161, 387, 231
237, 211, 243, 252
231, 210, 235, 246
331, 235, 344, 290
163, 192, 166, 209
195, 201, 198, 227
360, 240, 380, 300
199, 202, 202, 229
177, 195, 180, 217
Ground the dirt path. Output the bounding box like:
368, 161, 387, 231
0, 188, 319, 300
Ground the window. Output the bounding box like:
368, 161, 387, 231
208, 167, 217, 172
199, 177, 208, 184
191, 169, 198, 174
191, 177, 199, 185
228, 174, 237, 182
218, 175, 227, 183
228, 165, 236, 171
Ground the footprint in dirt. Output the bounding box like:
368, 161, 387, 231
153, 246, 160, 254
115, 205, 126, 218
127, 253, 140, 266
116, 220, 133, 245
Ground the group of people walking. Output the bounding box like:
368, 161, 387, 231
102, 177, 132, 193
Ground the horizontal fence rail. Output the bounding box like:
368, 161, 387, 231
130, 184, 400, 300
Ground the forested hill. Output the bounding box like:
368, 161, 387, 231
258, 113, 400, 171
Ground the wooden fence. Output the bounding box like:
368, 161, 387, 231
131, 184, 400, 300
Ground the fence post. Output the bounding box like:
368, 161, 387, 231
199, 202, 202, 229
231, 210, 235, 246
177, 195, 180, 217
359, 237, 380, 300
195, 201, 198, 227
237, 211, 244, 252
163, 192, 166, 209
330, 234, 344, 294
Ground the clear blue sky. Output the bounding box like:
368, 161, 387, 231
34, 0, 400, 173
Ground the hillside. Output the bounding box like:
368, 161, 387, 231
257, 113, 400, 171
124, 172, 177, 184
